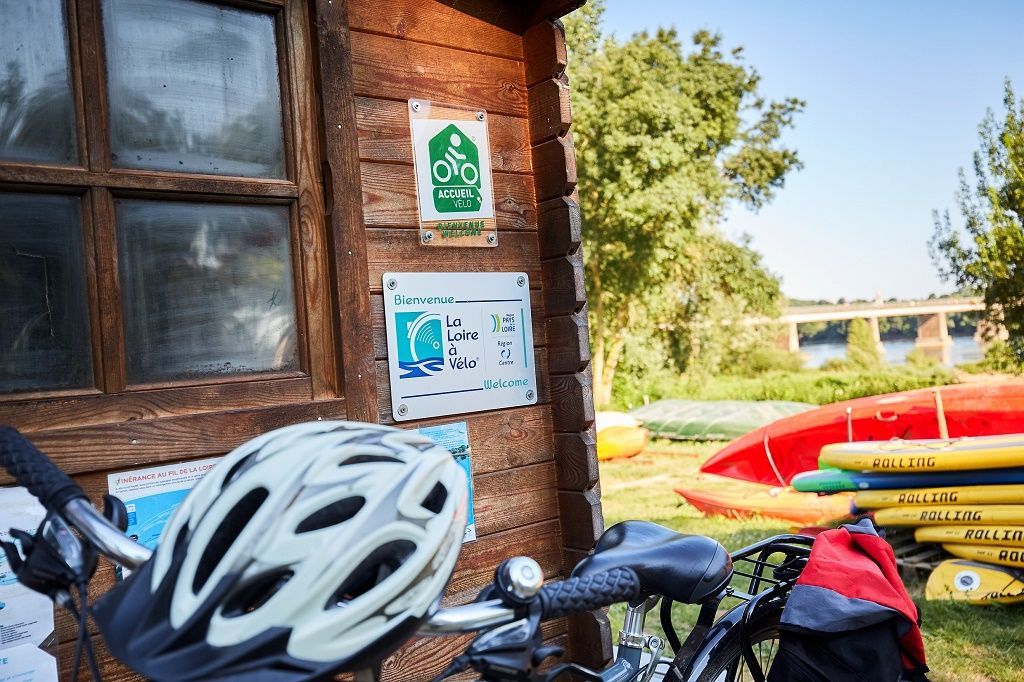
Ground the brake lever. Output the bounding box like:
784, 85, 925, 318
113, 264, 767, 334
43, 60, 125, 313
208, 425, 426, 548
1, 515, 97, 602
102, 494, 130, 533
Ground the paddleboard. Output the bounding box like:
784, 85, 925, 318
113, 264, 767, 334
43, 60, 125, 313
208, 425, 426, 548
943, 543, 1024, 568
597, 425, 648, 461
915, 525, 1024, 547
675, 482, 853, 525
853, 484, 1024, 511
874, 505, 1024, 526
925, 559, 1024, 604
791, 467, 1024, 493
596, 412, 648, 460
820, 433, 1024, 473
628, 399, 812, 441
701, 384, 1024, 486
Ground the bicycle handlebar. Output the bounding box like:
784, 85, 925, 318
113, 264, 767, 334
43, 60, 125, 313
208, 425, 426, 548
422, 567, 641, 634
0, 426, 153, 570
1, 426, 640, 632
0, 426, 87, 510
537, 567, 641, 619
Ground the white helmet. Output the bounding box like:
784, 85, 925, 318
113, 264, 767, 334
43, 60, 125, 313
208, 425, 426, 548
92, 421, 468, 681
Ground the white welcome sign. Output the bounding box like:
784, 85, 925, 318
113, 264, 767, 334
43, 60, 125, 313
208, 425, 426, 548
383, 272, 537, 421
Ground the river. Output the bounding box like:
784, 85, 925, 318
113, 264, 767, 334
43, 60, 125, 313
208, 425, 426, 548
801, 335, 983, 368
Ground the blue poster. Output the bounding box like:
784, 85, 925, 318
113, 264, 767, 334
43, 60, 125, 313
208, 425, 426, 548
416, 421, 476, 543
107, 457, 221, 577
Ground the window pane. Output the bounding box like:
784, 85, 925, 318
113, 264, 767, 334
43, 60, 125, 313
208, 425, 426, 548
117, 200, 297, 383
103, 0, 285, 178
0, 194, 92, 394
0, 0, 77, 164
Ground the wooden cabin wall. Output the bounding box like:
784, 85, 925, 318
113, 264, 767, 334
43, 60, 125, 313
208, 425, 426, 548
1, 0, 602, 679
317, 0, 605, 675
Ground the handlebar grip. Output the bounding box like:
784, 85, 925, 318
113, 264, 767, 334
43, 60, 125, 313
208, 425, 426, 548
0, 426, 87, 512
538, 567, 642, 619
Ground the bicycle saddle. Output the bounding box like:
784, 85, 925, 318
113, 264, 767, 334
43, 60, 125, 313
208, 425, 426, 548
571, 521, 732, 604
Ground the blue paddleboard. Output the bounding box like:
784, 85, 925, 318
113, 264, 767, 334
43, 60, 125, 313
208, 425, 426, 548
791, 467, 1024, 493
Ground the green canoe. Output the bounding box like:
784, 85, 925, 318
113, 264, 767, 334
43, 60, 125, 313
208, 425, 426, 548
629, 399, 814, 441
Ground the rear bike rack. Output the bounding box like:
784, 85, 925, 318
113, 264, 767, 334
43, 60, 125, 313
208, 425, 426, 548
731, 534, 815, 682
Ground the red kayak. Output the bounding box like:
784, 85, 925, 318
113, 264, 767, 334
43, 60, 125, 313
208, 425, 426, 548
676, 478, 853, 525
701, 383, 1024, 485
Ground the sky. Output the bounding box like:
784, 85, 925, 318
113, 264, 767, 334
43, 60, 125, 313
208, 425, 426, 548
599, 1, 1024, 302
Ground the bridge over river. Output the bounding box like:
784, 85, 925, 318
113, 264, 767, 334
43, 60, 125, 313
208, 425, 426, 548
760, 297, 998, 364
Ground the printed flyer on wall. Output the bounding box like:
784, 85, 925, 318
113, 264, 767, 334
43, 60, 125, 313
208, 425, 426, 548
107, 456, 221, 577
0, 644, 58, 682
416, 421, 476, 543
0, 487, 58, 681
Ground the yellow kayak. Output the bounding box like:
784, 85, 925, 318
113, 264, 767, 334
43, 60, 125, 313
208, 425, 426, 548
596, 412, 648, 461
854, 484, 1024, 510
916, 525, 1024, 547
943, 543, 1024, 568
820, 433, 1024, 472
925, 559, 1024, 604
874, 505, 1024, 526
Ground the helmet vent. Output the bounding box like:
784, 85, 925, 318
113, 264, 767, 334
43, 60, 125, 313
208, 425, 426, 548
193, 487, 269, 594
325, 540, 416, 609
420, 482, 448, 514
295, 496, 365, 533
221, 452, 258, 490
338, 454, 402, 466
222, 569, 294, 618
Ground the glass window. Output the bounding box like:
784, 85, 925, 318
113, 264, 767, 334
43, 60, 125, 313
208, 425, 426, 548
117, 199, 298, 383
103, 0, 285, 178
0, 194, 92, 394
0, 0, 77, 164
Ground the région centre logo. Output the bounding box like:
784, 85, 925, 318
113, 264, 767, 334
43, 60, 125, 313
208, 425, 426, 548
396, 311, 444, 378
429, 123, 482, 213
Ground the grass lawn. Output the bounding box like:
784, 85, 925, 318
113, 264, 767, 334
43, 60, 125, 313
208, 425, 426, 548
599, 441, 1024, 682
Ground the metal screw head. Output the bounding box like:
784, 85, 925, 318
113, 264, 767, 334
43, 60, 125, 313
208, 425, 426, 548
411, 101, 421, 112
422, 230, 434, 243
516, 275, 526, 287
397, 404, 408, 417
526, 389, 535, 401
386, 278, 398, 290
486, 233, 497, 245
477, 111, 485, 121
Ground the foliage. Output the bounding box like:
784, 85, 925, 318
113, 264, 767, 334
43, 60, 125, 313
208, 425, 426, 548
845, 318, 884, 369
957, 340, 1024, 374
721, 346, 804, 376
564, 2, 803, 406
610, 364, 957, 410
819, 357, 848, 371
932, 79, 1024, 361
904, 347, 939, 369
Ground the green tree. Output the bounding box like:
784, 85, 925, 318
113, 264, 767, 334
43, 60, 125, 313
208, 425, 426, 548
846, 318, 883, 370
931, 80, 1024, 359
564, 2, 803, 405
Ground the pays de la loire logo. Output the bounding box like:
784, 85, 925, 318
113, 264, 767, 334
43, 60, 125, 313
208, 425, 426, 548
490, 313, 517, 334
396, 311, 444, 378
429, 124, 482, 213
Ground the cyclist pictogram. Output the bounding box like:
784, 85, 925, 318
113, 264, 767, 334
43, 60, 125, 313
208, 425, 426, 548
428, 124, 483, 213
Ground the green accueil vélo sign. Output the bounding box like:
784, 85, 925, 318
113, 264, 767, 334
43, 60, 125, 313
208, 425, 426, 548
408, 99, 496, 247
428, 124, 483, 213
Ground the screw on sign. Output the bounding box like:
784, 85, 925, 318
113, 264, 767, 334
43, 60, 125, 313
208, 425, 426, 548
429, 124, 482, 213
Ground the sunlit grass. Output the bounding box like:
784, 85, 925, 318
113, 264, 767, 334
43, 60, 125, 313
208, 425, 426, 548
598, 440, 1024, 681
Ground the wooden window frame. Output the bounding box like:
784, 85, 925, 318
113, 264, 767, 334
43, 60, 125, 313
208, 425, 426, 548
0, 0, 338, 419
